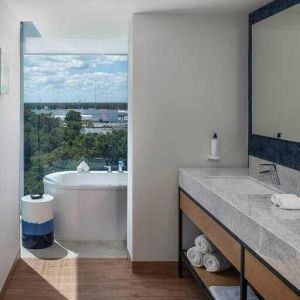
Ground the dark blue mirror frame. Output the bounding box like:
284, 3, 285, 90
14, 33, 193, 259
249, 0, 300, 171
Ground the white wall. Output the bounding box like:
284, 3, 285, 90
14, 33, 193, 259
128, 13, 248, 261
127, 16, 134, 257
0, 0, 20, 290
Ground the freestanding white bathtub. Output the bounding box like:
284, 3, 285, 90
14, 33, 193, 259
43, 171, 127, 241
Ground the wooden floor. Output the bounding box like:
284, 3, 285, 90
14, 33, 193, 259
3, 258, 208, 300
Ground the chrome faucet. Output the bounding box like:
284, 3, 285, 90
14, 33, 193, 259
104, 165, 112, 172
259, 163, 280, 185
118, 160, 124, 172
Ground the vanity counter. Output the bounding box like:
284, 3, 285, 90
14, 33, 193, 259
179, 168, 300, 290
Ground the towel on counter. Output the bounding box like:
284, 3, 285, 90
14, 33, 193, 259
187, 246, 204, 268
271, 194, 297, 205
209, 286, 259, 300
203, 252, 231, 272
195, 235, 216, 254
271, 194, 300, 210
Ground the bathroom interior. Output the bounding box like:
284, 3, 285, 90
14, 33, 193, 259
1, 0, 300, 299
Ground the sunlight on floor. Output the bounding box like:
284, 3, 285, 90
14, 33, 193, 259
21, 240, 127, 259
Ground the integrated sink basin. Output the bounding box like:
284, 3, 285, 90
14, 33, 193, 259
203, 176, 278, 195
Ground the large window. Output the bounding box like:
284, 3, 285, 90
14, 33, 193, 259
24, 55, 128, 194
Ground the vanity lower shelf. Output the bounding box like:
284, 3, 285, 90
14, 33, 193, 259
178, 188, 300, 300
180, 250, 240, 288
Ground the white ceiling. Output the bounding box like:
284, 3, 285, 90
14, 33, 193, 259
5, 0, 271, 39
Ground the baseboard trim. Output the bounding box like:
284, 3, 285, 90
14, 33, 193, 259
126, 248, 132, 262
131, 261, 177, 276
0, 250, 20, 299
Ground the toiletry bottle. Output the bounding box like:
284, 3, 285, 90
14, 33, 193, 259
211, 133, 218, 156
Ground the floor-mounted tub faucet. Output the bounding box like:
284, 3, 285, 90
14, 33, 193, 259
118, 161, 124, 172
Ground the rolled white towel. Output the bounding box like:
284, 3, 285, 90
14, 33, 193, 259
203, 252, 231, 272
195, 235, 216, 254
187, 246, 204, 268
271, 194, 297, 205
271, 194, 300, 210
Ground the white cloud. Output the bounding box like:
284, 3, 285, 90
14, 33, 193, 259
24, 54, 128, 103
65, 71, 127, 90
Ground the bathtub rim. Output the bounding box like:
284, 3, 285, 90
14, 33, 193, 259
43, 171, 128, 191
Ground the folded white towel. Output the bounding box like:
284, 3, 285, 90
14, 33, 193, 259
187, 246, 204, 268
271, 194, 300, 210
195, 235, 216, 254
81, 161, 90, 172
209, 286, 259, 300
203, 252, 231, 272
77, 161, 90, 173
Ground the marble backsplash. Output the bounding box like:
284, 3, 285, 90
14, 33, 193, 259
249, 155, 300, 196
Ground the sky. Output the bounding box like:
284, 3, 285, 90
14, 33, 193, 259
24, 55, 128, 103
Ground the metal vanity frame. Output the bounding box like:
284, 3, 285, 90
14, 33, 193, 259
178, 187, 300, 300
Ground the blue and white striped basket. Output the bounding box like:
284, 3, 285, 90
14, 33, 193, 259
21, 194, 54, 249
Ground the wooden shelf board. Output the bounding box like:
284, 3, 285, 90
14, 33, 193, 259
182, 251, 240, 288
193, 265, 240, 287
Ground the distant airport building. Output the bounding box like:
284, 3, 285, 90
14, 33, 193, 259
81, 127, 113, 134
99, 109, 118, 123
32, 108, 124, 123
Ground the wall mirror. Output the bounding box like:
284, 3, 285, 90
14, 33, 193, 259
249, 0, 300, 170
252, 4, 300, 143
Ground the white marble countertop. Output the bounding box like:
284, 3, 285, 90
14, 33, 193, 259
179, 168, 300, 290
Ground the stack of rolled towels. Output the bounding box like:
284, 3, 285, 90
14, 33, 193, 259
187, 235, 231, 272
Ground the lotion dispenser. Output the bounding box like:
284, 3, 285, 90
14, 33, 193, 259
208, 133, 220, 160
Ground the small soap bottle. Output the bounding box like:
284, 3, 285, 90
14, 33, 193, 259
211, 133, 219, 157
